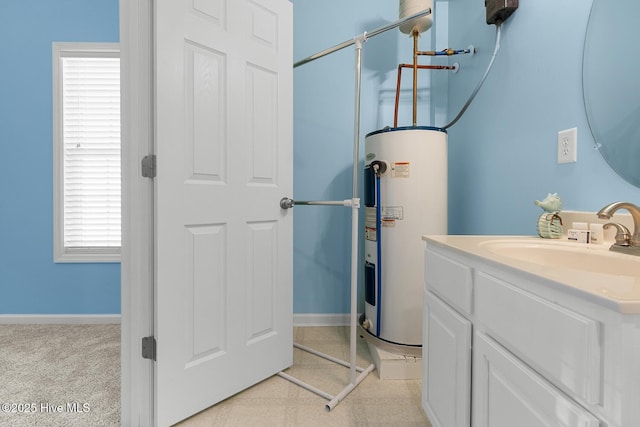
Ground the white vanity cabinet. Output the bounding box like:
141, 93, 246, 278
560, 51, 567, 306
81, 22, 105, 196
423, 291, 471, 427
422, 246, 473, 427
473, 331, 599, 427
422, 236, 640, 427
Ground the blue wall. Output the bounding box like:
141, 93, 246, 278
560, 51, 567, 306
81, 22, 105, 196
446, 0, 640, 235
292, 0, 413, 314
0, 0, 120, 315
3, 1, 638, 316
292, 0, 640, 314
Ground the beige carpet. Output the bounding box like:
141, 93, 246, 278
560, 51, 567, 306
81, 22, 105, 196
0, 324, 120, 427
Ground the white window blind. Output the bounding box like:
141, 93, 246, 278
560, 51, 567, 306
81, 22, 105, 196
53, 43, 121, 263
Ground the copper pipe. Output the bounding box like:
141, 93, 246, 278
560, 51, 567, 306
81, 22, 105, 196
399, 64, 457, 70
394, 64, 403, 128
393, 64, 457, 128
417, 48, 473, 56
412, 30, 419, 126
417, 49, 455, 56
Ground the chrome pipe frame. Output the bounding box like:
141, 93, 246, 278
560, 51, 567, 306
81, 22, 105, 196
279, 197, 357, 209
294, 201, 344, 206
278, 7, 429, 411
293, 8, 432, 68
347, 35, 365, 388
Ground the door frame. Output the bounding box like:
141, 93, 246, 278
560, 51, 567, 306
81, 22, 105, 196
120, 0, 154, 425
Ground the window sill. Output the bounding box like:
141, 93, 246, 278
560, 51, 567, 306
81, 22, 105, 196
54, 249, 121, 264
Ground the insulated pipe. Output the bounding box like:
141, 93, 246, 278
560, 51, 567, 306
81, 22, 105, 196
293, 9, 431, 68
443, 23, 501, 129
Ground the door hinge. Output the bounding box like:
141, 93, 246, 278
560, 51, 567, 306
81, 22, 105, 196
141, 154, 156, 178
141, 336, 156, 361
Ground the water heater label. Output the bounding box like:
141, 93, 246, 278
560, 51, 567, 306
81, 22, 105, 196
365, 207, 377, 228
392, 162, 410, 178
382, 206, 404, 220
365, 226, 377, 241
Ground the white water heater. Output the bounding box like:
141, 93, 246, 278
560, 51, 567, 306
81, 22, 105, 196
362, 126, 447, 348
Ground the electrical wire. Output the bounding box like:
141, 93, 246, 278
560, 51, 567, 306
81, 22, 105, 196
443, 23, 502, 130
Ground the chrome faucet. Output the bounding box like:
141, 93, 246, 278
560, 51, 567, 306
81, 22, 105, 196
597, 201, 640, 255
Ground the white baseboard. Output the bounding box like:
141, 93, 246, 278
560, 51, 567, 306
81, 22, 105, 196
293, 313, 351, 327
0, 315, 121, 324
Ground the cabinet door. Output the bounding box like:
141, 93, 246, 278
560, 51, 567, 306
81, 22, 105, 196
475, 271, 602, 404
423, 291, 472, 427
473, 331, 600, 427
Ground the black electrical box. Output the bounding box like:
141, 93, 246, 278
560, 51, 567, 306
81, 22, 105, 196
485, 0, 518, 25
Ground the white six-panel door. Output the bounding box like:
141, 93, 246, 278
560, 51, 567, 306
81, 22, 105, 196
154, 0, 293, 425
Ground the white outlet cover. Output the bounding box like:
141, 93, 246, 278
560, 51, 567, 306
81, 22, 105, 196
557, 127, 577, 164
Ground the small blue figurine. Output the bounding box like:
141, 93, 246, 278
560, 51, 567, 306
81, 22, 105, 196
534, 193, 563, 239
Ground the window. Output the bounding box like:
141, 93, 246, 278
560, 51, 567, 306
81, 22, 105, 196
53, 43, 121, 263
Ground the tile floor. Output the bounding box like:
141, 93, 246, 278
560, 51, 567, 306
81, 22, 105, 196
177, 326, 432, 426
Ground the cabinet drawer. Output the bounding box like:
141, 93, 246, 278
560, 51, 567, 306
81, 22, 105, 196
424, 248, 473, 315
473, 331, 600, 427
475, 271, 602, 405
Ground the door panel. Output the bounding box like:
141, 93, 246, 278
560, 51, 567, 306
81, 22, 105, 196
154, 0, 293, 425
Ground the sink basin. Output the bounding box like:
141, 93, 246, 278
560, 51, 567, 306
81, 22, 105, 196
480, 239, 640, 277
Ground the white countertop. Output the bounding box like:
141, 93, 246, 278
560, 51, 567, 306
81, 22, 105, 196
423, 235, 640, 314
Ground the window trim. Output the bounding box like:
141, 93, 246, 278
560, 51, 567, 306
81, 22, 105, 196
53, 42, 121, 263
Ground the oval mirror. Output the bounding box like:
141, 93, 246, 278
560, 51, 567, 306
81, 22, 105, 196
583, 0, 640, 188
